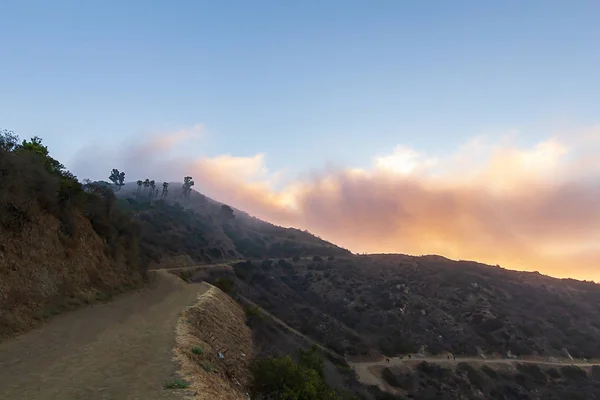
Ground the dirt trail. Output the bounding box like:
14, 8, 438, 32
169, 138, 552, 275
0, 271, 209, 400
352, 355, 600, 389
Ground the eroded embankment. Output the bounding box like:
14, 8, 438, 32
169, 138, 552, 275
174, 285, 252, 400
0, 212, 144, 340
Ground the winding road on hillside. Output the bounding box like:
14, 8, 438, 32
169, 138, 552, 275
0, 271, 209, 400
352, 355, 600, 389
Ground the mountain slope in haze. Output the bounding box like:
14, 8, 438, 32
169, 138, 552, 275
113, 181, 350, 266
217, 254, 600, 361
111, 178, 600, 364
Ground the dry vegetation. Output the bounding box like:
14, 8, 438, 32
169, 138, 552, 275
174, 284, 252, 400
221, 254, 600, 361
379, 361, 600, 399
0, 133, 145, 339
4, 130, 600, 400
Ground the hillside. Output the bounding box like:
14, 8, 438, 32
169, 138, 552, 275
4, 131, 600, 400
200, 254, 600, 363
113, 181, 350, 266
379, 360, 600, 400
0, 133, 147, 339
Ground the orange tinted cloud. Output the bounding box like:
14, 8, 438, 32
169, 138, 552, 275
181, 127, 600, 282
73, 124, 600, 282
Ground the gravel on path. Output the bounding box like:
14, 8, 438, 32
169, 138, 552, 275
0, 271, 209, 400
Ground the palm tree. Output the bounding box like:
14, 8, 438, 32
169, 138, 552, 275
136, 180, 143, 195
149, 180, 156, 199
143, 178, 150, 195
161, 182, 169, 199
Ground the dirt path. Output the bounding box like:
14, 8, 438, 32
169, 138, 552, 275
0, 271, 209, 400
352, 355, 600, 389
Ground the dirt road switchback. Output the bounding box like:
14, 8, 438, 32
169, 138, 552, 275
0, 271, 209, 400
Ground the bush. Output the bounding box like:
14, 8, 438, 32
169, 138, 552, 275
481, 365, 497, 379
547, 368, 561, 379
245, 305, 264, 327
214, 277, 234, 294
163, 379, 190, 389
382, 367, 403, 388
561, 366, 588, 382
250, 353, 341, 400
516, 363, 547, 383
591, 365, 600, 380
201, 361, 215, 372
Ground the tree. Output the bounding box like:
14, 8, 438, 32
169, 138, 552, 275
143, 178, 150, 195
108, 169, 125, 191
0, 129, 19, 152
182, 176, 194, 197
219, 204, 235, 222
250, 353, 340, 400
149, 180, 156, 199
161, 182, 169, 199
82, 179, 93, 193
136, 180, 143, 195
18, 136, 65, 175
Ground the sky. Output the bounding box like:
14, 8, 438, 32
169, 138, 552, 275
1, 1, 599, 281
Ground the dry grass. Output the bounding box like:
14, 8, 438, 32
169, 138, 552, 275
173, 284, 252, 400
0, 212, 143, 340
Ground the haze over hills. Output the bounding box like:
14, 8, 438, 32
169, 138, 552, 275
3, 131, 600, 400
3, 1, 600, 398
70, 126, 600, 283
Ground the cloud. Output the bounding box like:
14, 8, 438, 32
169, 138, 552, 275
72, 124, 600, 282
145, 124, 204, 152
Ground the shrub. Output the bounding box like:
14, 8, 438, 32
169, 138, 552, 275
191, 346, 203, 355
250, 354, 341, 400
561, 366, 588, 382
590, 365, 600, 380
201, 361, 215, 372
382, 367, 402, 388
245, 305, 264, 327
213, 277, 233, 294
516, 363, 547, 383
164, 379, 190, 389
480, 365, 497, 379
547, 368, 561, 379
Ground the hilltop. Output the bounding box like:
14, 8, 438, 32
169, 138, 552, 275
112, 180, 350, 266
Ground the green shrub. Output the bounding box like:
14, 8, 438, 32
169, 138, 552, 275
251, 354, 341, 400
164, 378, 190, 389
245, 305, 264, 327
214, 277, 233, 293
191, 346, 203, 355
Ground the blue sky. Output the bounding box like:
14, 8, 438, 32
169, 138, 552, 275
2, 0, 599, 177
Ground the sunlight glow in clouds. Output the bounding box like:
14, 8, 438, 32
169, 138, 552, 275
76, 125, 600, 282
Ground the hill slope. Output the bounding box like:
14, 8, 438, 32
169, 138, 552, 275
218, 254, 600, 361
0, 134, 147, 339
114, 181, 350, 266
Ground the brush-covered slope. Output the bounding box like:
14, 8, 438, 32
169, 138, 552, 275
225, 254, 600, 361
114, 181, 350, 265
0, 134, 146, 339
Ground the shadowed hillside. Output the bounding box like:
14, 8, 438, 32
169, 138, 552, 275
203, 254, 600, 362
0, 132, 146, 339
113, 180, 350, 266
